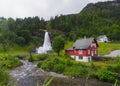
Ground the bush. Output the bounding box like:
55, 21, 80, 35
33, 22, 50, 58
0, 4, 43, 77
115, 56, 120, 65
28, 54, 48, 61
111, 64, 120, 74
0, 55, 22, 69
0, 68, 10, 86
96, 67, 118, 82
53, 63, 65, 73
38, 57, 65, 73
63, 65, 88, 77
28, 55, 33, 62
66, 60, 73, 66
41, 61, 54, 71
64, 54, 73, 60
37, 61, 43, 68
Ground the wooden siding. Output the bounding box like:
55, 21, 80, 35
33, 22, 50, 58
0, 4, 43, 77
65, 38, 98, 57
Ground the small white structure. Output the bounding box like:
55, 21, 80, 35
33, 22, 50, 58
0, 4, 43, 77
97, 35, 109, 42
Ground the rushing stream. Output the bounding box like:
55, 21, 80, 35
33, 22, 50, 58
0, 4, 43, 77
10, 60, 117, 86
10, 60, 37, 80
10, 60, 37, 85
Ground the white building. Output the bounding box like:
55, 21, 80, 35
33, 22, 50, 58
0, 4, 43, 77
97, 35, 109, 42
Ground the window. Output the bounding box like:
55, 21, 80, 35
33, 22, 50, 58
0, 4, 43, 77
95, 50, 97, 54
79, 56, 83, 60
88, 50, 90, 54
79, 50, 83, 54
91, 43, 96, 47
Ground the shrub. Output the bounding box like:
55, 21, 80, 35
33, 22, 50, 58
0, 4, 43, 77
37, 61, 43, 68
115, 56, 120, 65
38, 56, 65, 73
112, 64, 120, 73
66, 60, 73, 66
28, 54, 48, 61
0, 55, 22, 69
28, 55, 34, 62
53, 63, 65, 73
41, 61, 54, 71
64, 54, 73, 60
63, 65, 88, 77
96, 67, 118, 82
0, 68, 10, 86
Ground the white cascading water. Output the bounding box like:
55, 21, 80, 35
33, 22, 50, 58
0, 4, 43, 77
36, 31, 52, 54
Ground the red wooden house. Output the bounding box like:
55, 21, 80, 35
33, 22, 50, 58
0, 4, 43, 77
65, 38, 99, 62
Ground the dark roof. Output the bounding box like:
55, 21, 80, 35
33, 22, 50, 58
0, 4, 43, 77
66, 38, 95, 50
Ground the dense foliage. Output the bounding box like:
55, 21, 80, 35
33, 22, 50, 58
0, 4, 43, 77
96, 67, 118, 82
47, 0, 120, 41
0, 55, 22, 86
37, 54, 89, 77
52, 36, 65, 56
0, 17, 46, 48
0, 0, 120, 49
0, 55, 22, 69
0, 68, 10, 86
36, 54, 120, 83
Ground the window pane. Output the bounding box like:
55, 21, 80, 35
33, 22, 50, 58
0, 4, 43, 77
79, 56, 83, 59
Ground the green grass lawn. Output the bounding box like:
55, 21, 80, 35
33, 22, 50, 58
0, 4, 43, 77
0, 44, 29, 57
98, 42, 120, 55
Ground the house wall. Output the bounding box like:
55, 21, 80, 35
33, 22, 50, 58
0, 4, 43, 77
74, 49, 87, 56
66, 49, 89, 56
88, 40, 98, 57
65, 50, 74, 55
65, 39, 99, 62
70, 55, 92, 62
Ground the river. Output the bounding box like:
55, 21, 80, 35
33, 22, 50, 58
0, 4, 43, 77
10, 60, 118, 86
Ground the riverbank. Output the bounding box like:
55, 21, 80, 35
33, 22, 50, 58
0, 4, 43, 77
10, 59, 120, 86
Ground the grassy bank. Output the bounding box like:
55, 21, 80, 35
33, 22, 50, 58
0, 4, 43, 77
0, 44, 33, 57
98, 42, 120, 55
28, 53, 120, 83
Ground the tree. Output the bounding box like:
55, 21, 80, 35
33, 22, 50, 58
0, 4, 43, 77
0, 31, 17, 51
52, 36, 65, 56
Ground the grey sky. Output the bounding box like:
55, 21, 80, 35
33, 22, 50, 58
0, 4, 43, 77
0, 0, 111, 20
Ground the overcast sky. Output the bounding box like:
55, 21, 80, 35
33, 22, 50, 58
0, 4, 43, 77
0, 0, 111, 20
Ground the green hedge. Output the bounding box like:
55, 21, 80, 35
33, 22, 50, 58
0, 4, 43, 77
96, 67, 118, 82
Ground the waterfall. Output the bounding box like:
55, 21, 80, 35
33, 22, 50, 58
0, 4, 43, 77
36, 31, 52, 54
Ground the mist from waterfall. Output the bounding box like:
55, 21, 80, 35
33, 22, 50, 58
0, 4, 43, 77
36, 31, 52, 54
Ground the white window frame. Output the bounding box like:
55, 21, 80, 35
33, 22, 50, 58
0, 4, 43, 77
79, 50, 83, 54
88, 50, 90, 54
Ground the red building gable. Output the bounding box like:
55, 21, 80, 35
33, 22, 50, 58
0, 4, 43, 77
65, 38, 99, 62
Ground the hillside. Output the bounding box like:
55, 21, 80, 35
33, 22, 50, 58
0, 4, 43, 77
0, 0, 120, 48
47, 0, 120, 41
